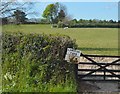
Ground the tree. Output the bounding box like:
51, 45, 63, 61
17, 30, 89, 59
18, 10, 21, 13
72, 19, 77, 23
42, 4, 56, 24
78, 19, 85, 23
42, 2, 66, 24
109, 19, 114, 23
1, 1, 34, 19
67, 19, 77, 27
13, 10, 27, 24
1, 18, 8, 25
58, 10, 65, 21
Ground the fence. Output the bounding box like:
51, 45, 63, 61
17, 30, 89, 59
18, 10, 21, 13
75, 53, 120, 81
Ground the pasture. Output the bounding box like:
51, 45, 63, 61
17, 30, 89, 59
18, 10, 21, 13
2, 24, 119, 55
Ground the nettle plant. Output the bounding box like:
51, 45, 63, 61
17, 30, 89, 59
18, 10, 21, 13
2, 32, 77, 92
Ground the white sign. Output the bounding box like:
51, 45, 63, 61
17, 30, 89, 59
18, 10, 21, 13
65, 48, 81, 63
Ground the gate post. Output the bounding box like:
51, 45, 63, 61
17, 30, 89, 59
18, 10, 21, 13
74, 64, 78, 81
104, 68, 106, 80
74, 64, 78, 93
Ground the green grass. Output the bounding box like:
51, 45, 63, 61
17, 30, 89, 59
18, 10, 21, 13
2, 24, 119, 55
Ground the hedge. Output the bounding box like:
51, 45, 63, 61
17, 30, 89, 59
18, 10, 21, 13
2, 32, 77, 92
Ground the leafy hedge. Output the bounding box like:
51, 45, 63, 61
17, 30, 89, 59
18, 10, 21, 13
2, 32, 77, 92
65, 23, 119, 28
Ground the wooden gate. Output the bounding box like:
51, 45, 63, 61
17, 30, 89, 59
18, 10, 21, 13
75, 53, 120, 81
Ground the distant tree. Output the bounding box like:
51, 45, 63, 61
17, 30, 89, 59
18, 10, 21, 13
1, 18, 8, 25
109, 19, 114, 23
62, 15, 72, 26
58, 9, 65, 22
13, 10, 27, 24
92, 19, 97, 23
78, 19, 87, 23
43, 3, 53, 23
78, 19, 83, 23
99, 20, 103, 23
42, 2, 66, 24
69, 19, 78, 26
42, 4, 55, 24
103, 20, 107, 23
72, 19, 77, 23
89, 19, 92, 23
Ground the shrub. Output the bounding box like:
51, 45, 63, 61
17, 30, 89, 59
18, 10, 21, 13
57, 21, 64, 28
2, 32, 77, 92
52, 24, 57, 28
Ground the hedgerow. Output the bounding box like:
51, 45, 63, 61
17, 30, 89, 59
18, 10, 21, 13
2, 32, 77, 92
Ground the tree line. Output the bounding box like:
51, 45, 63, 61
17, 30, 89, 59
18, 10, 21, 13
1, 2, 119, 28
39, 18, 119, 28
61, 19, 119, 28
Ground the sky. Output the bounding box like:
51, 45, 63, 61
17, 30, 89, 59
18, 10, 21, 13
27, 2, 118, 21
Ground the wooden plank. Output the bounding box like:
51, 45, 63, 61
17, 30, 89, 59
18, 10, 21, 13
78, 62, 120, 65
104, 68, 106, 80
78, 74, 120, 77
78, 79, 120, 82
81, 54, 103, 67
78, 69, 120, 72
106, 69, 120, 79
81, 53, 120, 58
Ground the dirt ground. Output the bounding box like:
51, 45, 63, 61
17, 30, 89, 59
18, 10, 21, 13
77, 81, 120, 93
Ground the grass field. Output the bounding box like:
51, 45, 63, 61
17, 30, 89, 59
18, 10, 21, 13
2, 24, 119, 55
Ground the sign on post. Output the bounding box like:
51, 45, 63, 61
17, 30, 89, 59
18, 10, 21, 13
65, 48, 81, 63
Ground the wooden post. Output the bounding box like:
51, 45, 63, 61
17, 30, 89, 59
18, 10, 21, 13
104, 68, 106, 80
74, 64, 78, 92
74, 64, 78, 80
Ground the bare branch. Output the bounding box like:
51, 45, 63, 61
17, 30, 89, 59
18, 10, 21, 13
1, 1, 35, 18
